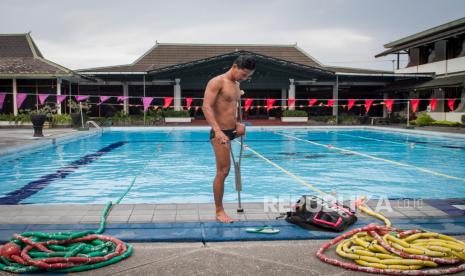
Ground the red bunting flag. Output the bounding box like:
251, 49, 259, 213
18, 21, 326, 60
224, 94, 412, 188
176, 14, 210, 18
309, 99, 318, 107
365, 99, 374, 113
411, 99, 420, 113
347, 99, 356, 111
287, 98, 295, 109
163, 97, 173, 109
327, 99, 334, 107
384, 99, 394, 113
186, 98, 193, 109
448, 98, 456, 111
142, 97, 154, 112
429, 98, 438, 111
266, 98, 276, 111
244, 98, 253, 111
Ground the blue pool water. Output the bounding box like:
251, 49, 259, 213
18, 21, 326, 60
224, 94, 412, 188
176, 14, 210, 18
1, 128, 465, 204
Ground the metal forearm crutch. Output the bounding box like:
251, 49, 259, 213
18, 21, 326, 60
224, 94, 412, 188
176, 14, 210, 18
230, 98, 244, 213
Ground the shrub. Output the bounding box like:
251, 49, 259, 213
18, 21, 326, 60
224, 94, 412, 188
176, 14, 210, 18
163, 110, 190, 117
282, 110, 308, 117
338, 114, 359, 125
462, 114, 465, 124
0, 114, 14, 121
14, 111, 31, 123
431, 121, 461, 127
51, 114, 71, 126
414, 113, 434, 126
310, 115, 337, 124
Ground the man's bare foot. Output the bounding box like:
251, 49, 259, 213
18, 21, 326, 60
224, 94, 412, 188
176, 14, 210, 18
216, 209, 234, 223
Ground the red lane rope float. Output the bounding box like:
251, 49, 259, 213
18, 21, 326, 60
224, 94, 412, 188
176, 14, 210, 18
317, 199, 465, 275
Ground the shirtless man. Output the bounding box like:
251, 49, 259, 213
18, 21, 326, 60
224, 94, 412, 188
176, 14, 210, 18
202, 55, 256, 223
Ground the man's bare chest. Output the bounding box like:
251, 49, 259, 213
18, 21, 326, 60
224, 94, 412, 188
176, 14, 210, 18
219, 83, 240, 103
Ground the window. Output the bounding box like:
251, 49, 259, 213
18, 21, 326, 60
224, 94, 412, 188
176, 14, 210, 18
447, 34, 465, 59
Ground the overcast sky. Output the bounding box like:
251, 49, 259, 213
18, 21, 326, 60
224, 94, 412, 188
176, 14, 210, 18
1, 0, 464, 71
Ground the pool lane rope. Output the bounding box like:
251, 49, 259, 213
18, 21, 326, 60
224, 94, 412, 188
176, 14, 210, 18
275, 132, 465, 182
241, 143, 465, 274
0, 141, 161, 273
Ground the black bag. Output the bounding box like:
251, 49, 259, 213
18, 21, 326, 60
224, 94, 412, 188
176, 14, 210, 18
284, 195, 357, 232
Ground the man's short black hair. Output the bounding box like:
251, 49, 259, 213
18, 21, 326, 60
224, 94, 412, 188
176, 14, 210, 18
234, 55, 256, 70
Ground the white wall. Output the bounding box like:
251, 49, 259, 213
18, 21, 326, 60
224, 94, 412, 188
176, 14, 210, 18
427, 112, 465, 123
396, 56, 465, 75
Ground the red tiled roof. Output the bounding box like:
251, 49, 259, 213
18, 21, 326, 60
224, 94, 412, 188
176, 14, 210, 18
80, 43, 324, 72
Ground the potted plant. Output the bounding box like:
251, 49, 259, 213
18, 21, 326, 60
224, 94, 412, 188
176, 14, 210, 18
68, 99, 91, 128
281, 110, 308, 122
28, 104, 54, 137
163, 110, 191, 123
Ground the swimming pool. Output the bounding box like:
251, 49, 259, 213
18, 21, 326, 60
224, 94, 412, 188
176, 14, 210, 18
1, 127, 465, 204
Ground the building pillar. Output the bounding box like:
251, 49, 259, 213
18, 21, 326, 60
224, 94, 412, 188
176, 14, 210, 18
383, 93, 389, 118
123, 82, 129, 114
56, 78, 62, 115
12, 78, 18, 116
332, 77, 338, 117
288, 79, 295, 110
68, 82, 72, 114
174, 78, 181, 111
281, 88, 287, 108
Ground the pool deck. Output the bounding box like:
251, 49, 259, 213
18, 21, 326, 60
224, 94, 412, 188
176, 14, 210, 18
1, 126, 465, 275
0, 201, 465, 275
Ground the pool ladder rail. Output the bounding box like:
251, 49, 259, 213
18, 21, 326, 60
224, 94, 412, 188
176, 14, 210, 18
85, 120, 103, 132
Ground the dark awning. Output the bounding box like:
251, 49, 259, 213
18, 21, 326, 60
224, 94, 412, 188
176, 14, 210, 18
381, 74, 465, 92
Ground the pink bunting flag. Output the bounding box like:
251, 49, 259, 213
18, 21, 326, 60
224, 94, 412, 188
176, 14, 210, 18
448, 98, 456, 111
142, 97, 154, 112
245, 98, 253, 111
163, 97, 173, 109
347, 99, 356, 111
411, 99, 420, 113
16, 93, 27, 109
327, 99, 334, 107
75, 95, 89, 102
186, 98, 193, 109
38, 94, 49, 105
287, 98, 295, 108
429, 98, 438, 111
99, 96, 111, 105
365, 99, 374, 113
117, 96, 129, 102
57, 95, 67, 104
0, 93, 5, 111
384, 99, 394, 113
309, 99, 318, 107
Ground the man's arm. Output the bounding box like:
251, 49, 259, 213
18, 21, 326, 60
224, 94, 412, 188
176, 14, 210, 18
202, 78, 228, 143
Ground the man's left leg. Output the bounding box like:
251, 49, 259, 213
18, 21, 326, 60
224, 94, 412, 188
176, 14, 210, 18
211, 138, 234, 223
